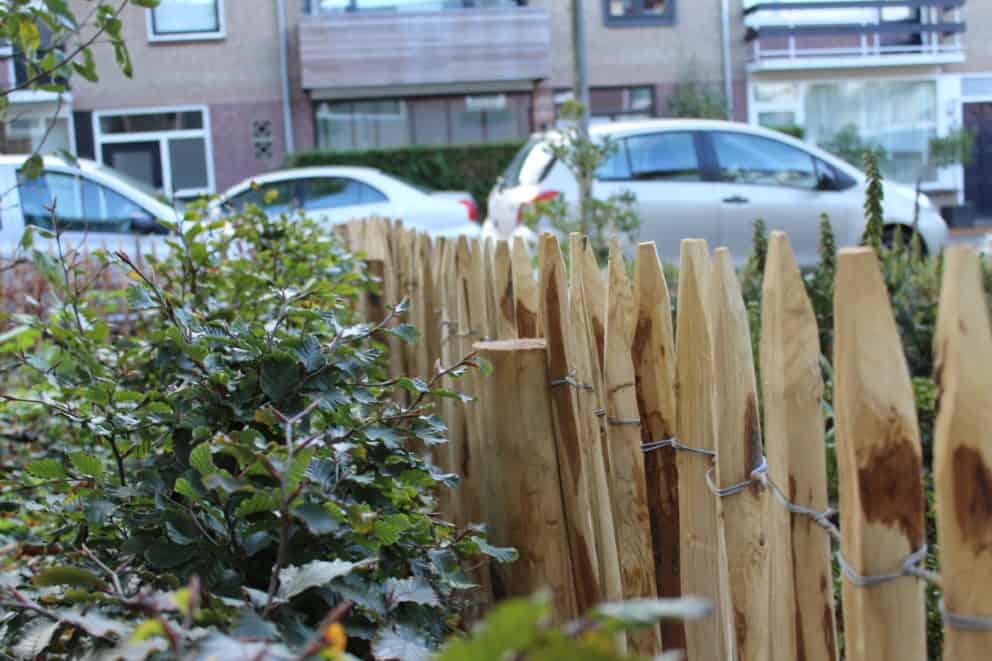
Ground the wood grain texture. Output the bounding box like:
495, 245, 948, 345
934, 245, 992, 660
436, 237, 463, 523
603, 240, 662, 655
760, 233, 837, 661
674, 239, 728, 661
411, 232, 438, 380
709, 248, 769, 661
492, 240, 517, 340
567, 234, 624, 611
299, 7, 552, 90
512, 236, 540, 338
473, 338, 578, 621
631, 241, 685, 650
449, 237, 476, 528
538, 233, 602, 612
580, 238, 607, 375
834, 247, 925, 661
363, 218, 389, 326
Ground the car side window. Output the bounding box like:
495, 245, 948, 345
711, 132, 817, 189
19, 171, 154, 233
596, 139, 631, 180
625, 132, 701, 181
302, 178, 387, 211
229, 181, 300, 214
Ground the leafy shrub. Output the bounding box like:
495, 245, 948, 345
287, 142, 525, 212
666, 80, 728, 120
0, 205, 511, 659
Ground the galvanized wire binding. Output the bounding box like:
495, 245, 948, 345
836, 544, 928, 588
641, 437, 716, 458
705, 456, 768, 497
592, 408, 640, 426
755, 470, 840, 539
549, 370, 594, 391
940, 601, 992, 631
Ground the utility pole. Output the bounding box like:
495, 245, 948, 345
570, 0, 593, 233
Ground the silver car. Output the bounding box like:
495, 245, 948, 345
484, 119, 948, 266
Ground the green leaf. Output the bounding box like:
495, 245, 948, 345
68, 452, 103, 479
384, 577, 439, 609
277, 558, 371, 600
174, 477, 201, 501
374, 513, 411, 546
594, 597, 713, 626
293, 336, 324, 372
292, 503, 339, 536
435, 595, 547, 661
371, 625, 432, 661
366, 424, 404, 449
12, 619, 60, 659
232, 609, 279, 641
188, 443, 215, 476
287, 447, 315, 490
260, 351, 300, 402
472, 355, 494, 377
18, 19, 41, 53
397, 377, 430, 394
131, 0, 161, 7
26, 458, 67, 480
33, 566, 108, 590
471, 537, 518, 564
389, 323, 420, 345
235, 490, 278, 518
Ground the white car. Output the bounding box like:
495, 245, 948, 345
485, 119, 949, 266
216, 166, 482, 239
0, 154, 179, 252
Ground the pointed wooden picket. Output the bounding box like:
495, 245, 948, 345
492, 240, 517, 340
834, 247, 926, 661
674, 238, 727, 661
760, 232, 837, 661
567, 233, 624, 612
934, 245, 992, 660
709, 247, 769, 661
512, 236, 540, 338
538, 233, 602, 612
631, 241, 685, 650
603, 240, 662, 655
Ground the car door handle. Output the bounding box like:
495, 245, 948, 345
722, 195, 749, 204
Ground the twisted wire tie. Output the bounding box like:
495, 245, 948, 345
705, 456, 769, 498
549, 370, 594, 391
641, 437, 716, 458
836, 544, 929, 588
592, 408, 641, 426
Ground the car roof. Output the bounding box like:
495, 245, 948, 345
233, 166, 385, 185
0, 154, 104, 171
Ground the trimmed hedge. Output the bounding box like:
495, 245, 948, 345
288, 141, 527, 210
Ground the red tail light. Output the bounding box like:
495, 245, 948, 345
458, 199, 479, 223
517, 190, 560, 225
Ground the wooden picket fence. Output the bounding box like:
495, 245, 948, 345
344, 216, 992, 661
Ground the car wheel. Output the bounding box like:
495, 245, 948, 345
882, 225, 928, 256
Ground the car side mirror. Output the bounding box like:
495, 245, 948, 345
816, 173, 837, 192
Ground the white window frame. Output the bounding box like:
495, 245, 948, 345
145, 0, 225, 43
747, 73, 954, 191
92, 105, 215, 198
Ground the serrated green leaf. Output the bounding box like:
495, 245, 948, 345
33, 566, 108, 590
188, 443, 215, 476
235, 490, 278, 517
18, 20, 41, 53
26, 458, 67, 479
384, 577, 439, 609
374, 513, 411, 546
287, 447, 314, 490
260, 351, 300, 402
12, 619, 60, 659
292, 503, 339, 536
68, 452, 103, 479
277, 558, 371, 600
371, 625, 431, 661
388, 323, 420, 345
471, 537, 518, 564
365, 424, 403, 449
293, 336, 324, 372
173, 477, 200, 501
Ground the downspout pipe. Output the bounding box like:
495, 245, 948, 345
277, 0, 296, 155
721, 0, 735, 120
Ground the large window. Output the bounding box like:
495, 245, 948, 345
625, 132, 700, 181
93, 107, 213, 198
604, 0, 675, 26
805, 80, 937, 184
148, 0, 224, 41
18, 171, 158, 234
311, 0, 523, 13
554, 86, 655, 123
314, 94, 531, 150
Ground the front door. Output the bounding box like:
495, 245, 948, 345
964, 102, 992, 216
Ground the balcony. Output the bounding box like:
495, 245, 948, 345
744, 0, 966, 72
299, 2, 551, 96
